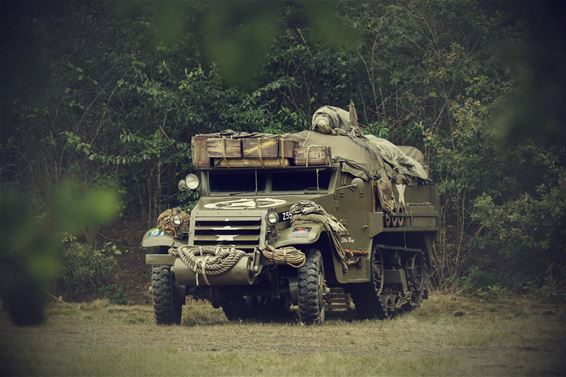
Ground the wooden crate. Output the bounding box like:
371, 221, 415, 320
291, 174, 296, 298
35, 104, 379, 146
192, 135, 210, 168
294, 146, 331, 166
206, 138, 242, 158
242, 137, 295, 159
214, 158, 290, 168
279, 139, 295, 158
242, 138, 278, 158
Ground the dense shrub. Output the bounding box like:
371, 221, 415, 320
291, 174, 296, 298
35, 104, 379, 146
59, 235, 126, 304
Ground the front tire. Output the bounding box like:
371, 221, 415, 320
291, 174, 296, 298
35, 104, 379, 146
297, 249, 326, 325
151, 265, 182, 325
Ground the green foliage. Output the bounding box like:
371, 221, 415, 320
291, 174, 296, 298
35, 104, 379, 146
50, 181, 122, 234
0, 182, 120, 324
2, 0, 564, 301
59, 235, 126, 304
460, 268, 511, 301
476, 285, 511, 302
470, 170, 566, 291
0, 190, 55, 325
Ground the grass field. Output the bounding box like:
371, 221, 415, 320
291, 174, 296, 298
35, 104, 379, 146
1, 295, 564, 376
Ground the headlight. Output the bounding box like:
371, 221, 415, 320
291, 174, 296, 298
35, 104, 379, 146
185, 173, 200, 190
177, 179, 188, 192
266, 212, 278, 225
172, 215, 182, 226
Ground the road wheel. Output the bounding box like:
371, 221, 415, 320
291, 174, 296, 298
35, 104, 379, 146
151, 265, 182, 325
297, 249, 326, 325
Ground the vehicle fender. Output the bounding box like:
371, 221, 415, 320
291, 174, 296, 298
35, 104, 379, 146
141, 228, 185, 248
271, 222, 326, 248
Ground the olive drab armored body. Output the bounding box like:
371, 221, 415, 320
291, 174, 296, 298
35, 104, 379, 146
142, 105, 439, 325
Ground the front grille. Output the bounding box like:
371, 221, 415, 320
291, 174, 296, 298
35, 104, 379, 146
191, 217, 263, 251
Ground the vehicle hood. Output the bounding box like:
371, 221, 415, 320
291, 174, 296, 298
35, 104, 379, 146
192, 194, 325, 215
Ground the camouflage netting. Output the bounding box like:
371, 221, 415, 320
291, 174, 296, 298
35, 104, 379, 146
156, 208, 190, 236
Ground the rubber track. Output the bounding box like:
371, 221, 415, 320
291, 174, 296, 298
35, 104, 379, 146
151, 265, 181, 325
350, 283, 389, 320
297, 249, 323, 324
350, 246, 389, 320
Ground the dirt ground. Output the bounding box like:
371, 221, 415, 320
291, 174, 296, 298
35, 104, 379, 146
1, 294, 565, 377
107, 219, 154, 305
115, 249, 152, 304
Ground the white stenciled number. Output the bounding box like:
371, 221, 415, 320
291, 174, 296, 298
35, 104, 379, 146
282, 211, 293, 221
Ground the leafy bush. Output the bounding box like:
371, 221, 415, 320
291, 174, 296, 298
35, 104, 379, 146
477, 285, 511, 302
58, 235, 126, 304
470, 169, 566, 292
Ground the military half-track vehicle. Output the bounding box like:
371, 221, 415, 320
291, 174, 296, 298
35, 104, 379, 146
142, 106, 439, 325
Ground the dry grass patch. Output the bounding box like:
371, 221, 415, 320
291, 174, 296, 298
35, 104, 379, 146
0, 294, 564, 376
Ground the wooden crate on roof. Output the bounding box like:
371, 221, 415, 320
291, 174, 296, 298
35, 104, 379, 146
214, 158, 290, 168
294, 145, 331, 166
242, 137, 295, 158
242, 138, 278, 158
192, 135, 210, 168
278, 138, 295, 158
192, 134, 298, 169
206, 138, 242, 158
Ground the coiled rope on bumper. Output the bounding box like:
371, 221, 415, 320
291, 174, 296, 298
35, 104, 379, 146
169, 246, 246, 286
261, 244, 306, 268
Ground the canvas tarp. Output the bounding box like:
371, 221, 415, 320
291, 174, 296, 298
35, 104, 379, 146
398, 145, 425, 166
286, 130, 388, 180
307, 105, 428, 181
287, 130, 429, 182
364, 135, 428, 180
311, 106, 352, 135
311, 105, 364, 134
